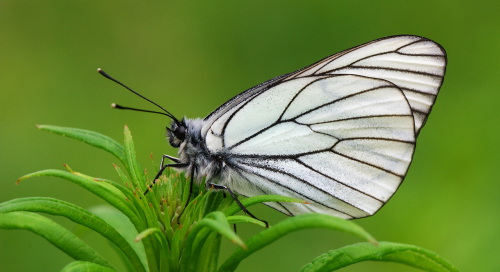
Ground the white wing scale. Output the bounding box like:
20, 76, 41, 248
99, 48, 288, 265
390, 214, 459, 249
202, 35, 446, 218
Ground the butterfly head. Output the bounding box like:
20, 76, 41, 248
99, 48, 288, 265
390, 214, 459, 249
167, 118, 187, 148
97, 68, 186, 148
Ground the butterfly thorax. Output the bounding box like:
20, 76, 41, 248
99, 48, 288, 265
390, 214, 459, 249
172, 118, 224, 185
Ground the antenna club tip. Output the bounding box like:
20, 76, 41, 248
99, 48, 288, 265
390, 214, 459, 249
97, 68, 109, 78
111, 103, 117, 108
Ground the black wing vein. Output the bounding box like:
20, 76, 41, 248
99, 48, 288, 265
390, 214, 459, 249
231, 161, 357, 217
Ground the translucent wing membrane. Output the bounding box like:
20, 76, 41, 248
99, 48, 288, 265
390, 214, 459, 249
202, 35, 446, 218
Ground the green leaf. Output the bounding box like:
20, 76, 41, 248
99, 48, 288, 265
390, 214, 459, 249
202, 212, 245, 248
62, 165, 140, 216
204, 234, 221, 272
223, 195, 309, 216
0, 212, 111, 268
180, 212, 245, 272
60, 261, 117, 272
0, 198, 146, 272
170, 229, 182, 272
202, 190, 228, 218
195, 232, 220, 272
121, 126, 161, 272
226, 215, 267, 228
112, 165, 148, 225
108, 242, 136, 272
135, 228, 171, 272
17, 170, 144, 231
300, 241, 460, 272
16, 169, 161, 272
37, 125, 127, 169
218, 213, 376, 272
123, 125, 145, 190
88, 205, 149, 272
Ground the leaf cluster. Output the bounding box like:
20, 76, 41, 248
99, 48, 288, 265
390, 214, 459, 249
0, 125, 459, 272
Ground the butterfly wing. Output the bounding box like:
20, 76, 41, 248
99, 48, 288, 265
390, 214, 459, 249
202, 35, 446, 218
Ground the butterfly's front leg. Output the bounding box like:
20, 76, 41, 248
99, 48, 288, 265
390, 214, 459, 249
160, 154, 181, 168
206, 181, 269, 228
144, 161, 189, 195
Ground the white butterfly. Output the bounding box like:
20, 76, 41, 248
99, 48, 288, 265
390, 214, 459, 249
100, 35, 447, 221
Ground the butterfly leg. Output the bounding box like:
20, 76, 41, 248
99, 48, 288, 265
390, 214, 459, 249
143, 162, 189, 195
177, 166, 195, 225
160, 154, 181, 166
206, 182, 269, 228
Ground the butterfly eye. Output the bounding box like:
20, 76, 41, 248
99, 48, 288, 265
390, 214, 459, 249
167, 122, 186, 148
174, 125, 186, 141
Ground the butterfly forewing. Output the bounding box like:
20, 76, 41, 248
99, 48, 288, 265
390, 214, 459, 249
287, 35, 446, 135
201, 35, 446, 218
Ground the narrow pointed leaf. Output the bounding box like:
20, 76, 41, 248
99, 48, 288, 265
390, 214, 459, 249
223, 195, 309, 216
60, 261, 117, 272
300, 242, 459, 272
204, 212, 245, 248
203, 190, 228, 217
89, 205, 149, 272
97, 177, 143, 215
0, 198, 146, 272
17, 170, 143, 231
108, 242, 136, 272
38, 125, 127, 168
16, 169, 163, 271
123, 125, 145, 190
122, 126, 163, 272
0, 212, 111, 268
113, 165, 149, 225
181, 212, 245, 272
218, 213, 376, 272
170, 229, 182, 272
135, 228, 171, 272
121, 127, 161, 272
226, 215, 267, 228
195, 232, 220, 272
205, 234, 222, 272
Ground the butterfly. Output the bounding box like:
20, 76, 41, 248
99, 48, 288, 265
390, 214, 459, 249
99, 35, 447, 223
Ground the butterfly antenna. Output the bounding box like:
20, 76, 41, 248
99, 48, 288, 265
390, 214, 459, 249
111, 103, 173, 117
98, 68, 181, 125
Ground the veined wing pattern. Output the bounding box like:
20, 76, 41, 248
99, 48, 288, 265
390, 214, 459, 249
202, 35, 446, 219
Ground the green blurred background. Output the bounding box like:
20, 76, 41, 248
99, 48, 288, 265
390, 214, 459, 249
1, 1, 498, 271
